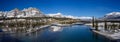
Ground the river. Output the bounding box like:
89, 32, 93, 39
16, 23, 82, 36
0, 25, 113, 42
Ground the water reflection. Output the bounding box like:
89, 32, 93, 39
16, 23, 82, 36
50, 26, 63, 32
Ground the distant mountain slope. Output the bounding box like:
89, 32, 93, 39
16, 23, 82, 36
104, 12, 120, 19
47, 12, 92, 20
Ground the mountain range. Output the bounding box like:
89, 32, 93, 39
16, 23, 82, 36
0, 7, 45, 18
104, 12, 120, 19
47, 12, 92, 19
0, 7, 92, 20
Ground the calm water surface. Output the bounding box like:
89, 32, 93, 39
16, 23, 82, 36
0, 25, 112, 42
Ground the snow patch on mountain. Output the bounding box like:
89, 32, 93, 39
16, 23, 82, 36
78, 16, 92, 19
47, 13, 63, 17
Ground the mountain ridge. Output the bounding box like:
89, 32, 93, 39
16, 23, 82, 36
0, 7, 45, 18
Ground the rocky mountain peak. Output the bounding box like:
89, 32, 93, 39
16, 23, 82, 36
0, 7, 45, 17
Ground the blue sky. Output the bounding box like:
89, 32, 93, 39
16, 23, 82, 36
0, 0, 120, 17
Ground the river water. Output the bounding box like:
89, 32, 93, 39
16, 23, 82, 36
0, 25, 112, 42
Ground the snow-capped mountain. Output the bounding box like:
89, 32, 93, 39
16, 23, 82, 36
0, 7, 45, 18
47, 13, 78, 19
22, 7, 45, 17
0, 7, 92, 20
47, 13, 63, 18
104, 12, 120, 19
47, 12, 92, 19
